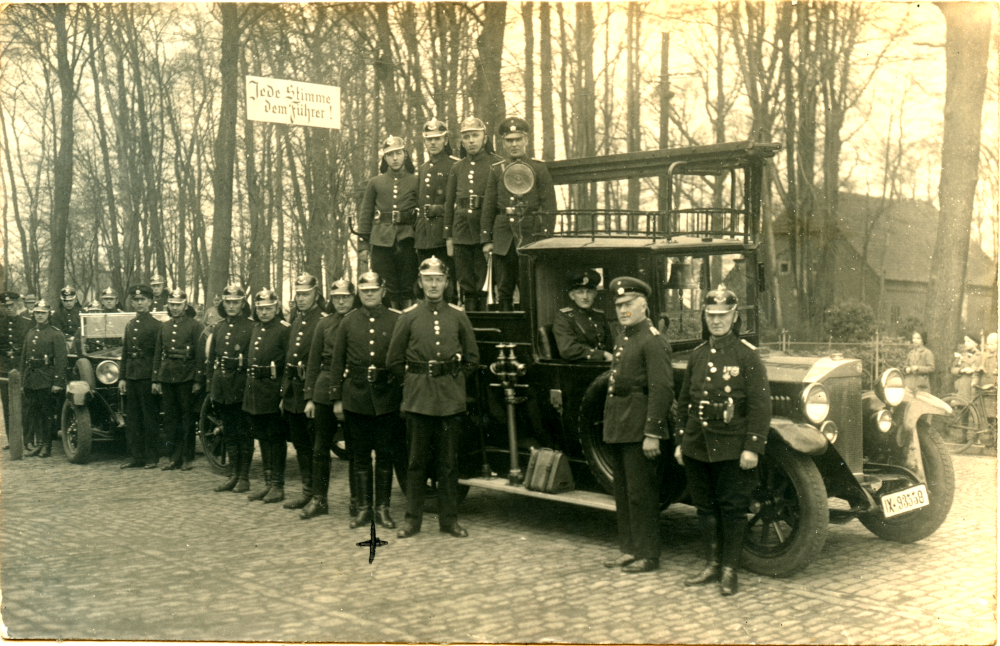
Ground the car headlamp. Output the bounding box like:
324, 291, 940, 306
96, 360, 120, 385
801, 383, 830, 424
875, 409, 893, 433
820, 420, 838, 444
877, 368, 905, 407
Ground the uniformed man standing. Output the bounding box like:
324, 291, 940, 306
552, 269, 614, 362
243, 288, 290, 502
52, 286, 84, 340
302, 278, 356, 519
599, 277, 672, 573
481, 117, 557, 311
330, 272, 404, 529
204, 285, 255, 492
119, 285, 163, 469
280, 273, 327, 509
388, 257, 479, 538
150, 275, 169, 312
358, 135, 419, 310
444, 117, 502, 311
1, 292, 32, 440
152, 289, 204, 470
20, 300, 67, 458
415, 119, 458, 285
674, 284, 771, 596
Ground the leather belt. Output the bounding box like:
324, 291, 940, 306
26, 357, 51, 368
165, 349, 191, 360
250, 364, 278, 379
375, 209, 413, 225
458, 195, 482, 209
215, 356, 245, 371
416, 206, 444, 219
347, 364, 388, 383
286, 361, 306, 381
405, 359, 459, 378
609, 385, 648, 397
697, 398, 746, 423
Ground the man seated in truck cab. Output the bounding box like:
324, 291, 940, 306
551, 269, 613, 362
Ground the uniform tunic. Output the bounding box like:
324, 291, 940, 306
358, 170, 419, 248
242, 318, 290, 416
204, 316, 254, 404
120, 312, 161, 381
330, 305, 402, 416
151, 292, 169, 313
444, 149, 503, 245
387, 300, 479, 417
281, 305, 326, 414
302, 312, 346, 407
675, 333, 770, 463
121, 311, 162, 464
480, 157, 557, 256
51, 303, 83, 339
552, 305, 614, 362
903, 345, 935, 393
414, 153, 458, 251
152, 316, 204, 384
1, 313, 32, 372
20, 324, 68, 390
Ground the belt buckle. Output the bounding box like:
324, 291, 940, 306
366, 365, 378, 383
426, 361, 438, 378
697, 400, 710, 422
470, 195, 481, 209
391, 209, 402, 223
505, 206, 517, 215
723, 397, 735, 424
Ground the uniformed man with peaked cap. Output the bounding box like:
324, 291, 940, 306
52, 286, 84, 340
414, 119, 458, 290
388, 256, 479, 539
358, 135, 419, 310
674, 284, 771, 596
480, 116, 557, 311
150, 275, 169, 312
243, 288, 291, 502
444, 117, 503, 311
100, 287, 123, 313
551, 269, 614, 362
600, 277, 673, 573
280, 272, 327, 509
203, 284, 255, 492
1, 292, 31, 440
152, 289, 204, 470
19, 300, 67, 458
119, 285, 164, 468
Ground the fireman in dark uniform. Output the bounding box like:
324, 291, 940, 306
481, 117, 557, 311
152, 289, 204, 470
552, 269, 614, 362
358, 135, 419, 310
20, 300, 67, 458
599, 277, 672, 573
243, 288, 290, 502
280, 273, 327, 509
204, 285, 254, 492
150, 274, 169, 312
52, 286, 84, 340
444, 117, 502, 312
415, 119, 458, 284
1, 292, 32, 442
119, 285, 164, 469
302, 278, 356, 520
21, 294, 38, 319
100, 287, 123, 313
388, 257, 479, 538
330, 272, 404, 529
674, 284, 771, 596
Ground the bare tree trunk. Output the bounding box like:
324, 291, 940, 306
540, 3, 555, 161
472, 2, 507, 141
522, 1, 535, 158
374, 3, 402, 136
626, 2, 641, 209
925, 1, 992, 370
574, 3, 597, 208
48, 4, 77, 303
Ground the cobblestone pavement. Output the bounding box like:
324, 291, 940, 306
0, 440, 995, 644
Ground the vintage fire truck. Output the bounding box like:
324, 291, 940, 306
454, 141, 955, 576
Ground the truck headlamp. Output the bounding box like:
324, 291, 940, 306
801, 383, 830, 424
877, 368, 905, 407
96, 360, 120, 385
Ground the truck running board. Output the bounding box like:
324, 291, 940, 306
458, 476, 616, 512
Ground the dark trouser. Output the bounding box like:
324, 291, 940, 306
125, 378, 160, 464
24, 387, 60, 448
684, 456, 757, 568
345, 410, 404, 505
372, 238, 418, 306
608, 442, 661, 561
404, 412, 462, 529
494, 247, 519, 310
216, 400, 253, 471
250, 412, 288, 484
312, 402, 338, 499
161, 381, 197, 464
454, 243, 488, 310
286, 411, 314, 491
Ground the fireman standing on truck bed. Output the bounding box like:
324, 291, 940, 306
674, 284, 771, 596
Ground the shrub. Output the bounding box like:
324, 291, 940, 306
825, 301, 876, 343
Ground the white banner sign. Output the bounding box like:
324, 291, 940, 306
245, 75, 340, 129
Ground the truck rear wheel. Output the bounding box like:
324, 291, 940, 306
742, 441, 828, 577
198, 397, 228, 475
578, 373, 614, 495
859, 423, 955, 543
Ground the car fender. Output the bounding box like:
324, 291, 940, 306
65, 380, 92, 407
891, 391, 951, 483
770, 417, 827, 456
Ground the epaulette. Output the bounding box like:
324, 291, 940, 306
448, 303, 464, 311
403, 303, 419, 313
449, 155, 461, 162
741, 339, 757, 350
389, 308, 402, 314
559, 307, 572, 313
649, 326, 660, 336
280, 320, 291, 327
320, 312, 328, 317
693, 341, 708, 351
491, 159, 506, 168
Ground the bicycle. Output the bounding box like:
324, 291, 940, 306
941, 386, 997, 453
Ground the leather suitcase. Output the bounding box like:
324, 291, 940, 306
524, 447, 574, 494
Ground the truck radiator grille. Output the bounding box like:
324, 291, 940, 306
826, 376, 863, 474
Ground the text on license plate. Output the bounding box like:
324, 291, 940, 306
881, 484, 929, 518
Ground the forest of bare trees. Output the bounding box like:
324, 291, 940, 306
0, 2, 996, 357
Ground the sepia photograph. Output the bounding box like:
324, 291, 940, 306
0, 1, 996, 644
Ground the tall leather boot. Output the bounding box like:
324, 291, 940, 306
720, 515, 748, 596
215, 443, 240, 491
247, 441, 272, 501
284, 446, 313, 509
349, 463, 374, 529
684, 514, 721, 586
233, 441, 252, 493
374, 465, 395, 529
263, 440, 285, 503
301, 452, 331, 519
348, 458, 359, 517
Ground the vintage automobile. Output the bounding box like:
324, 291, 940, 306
61, 311, 170, 463
455, 141, 956, 576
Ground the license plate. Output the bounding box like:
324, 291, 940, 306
881, 484, 929, 518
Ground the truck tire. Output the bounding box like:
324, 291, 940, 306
859, 423, 955, 543
578, 373, 614, 495
742, 441, 829, 577
61, 400, 93, 464
198, 397, 229, 475
75, 358, 96, 391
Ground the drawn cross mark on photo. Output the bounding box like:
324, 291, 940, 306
357, 521, 389, 564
